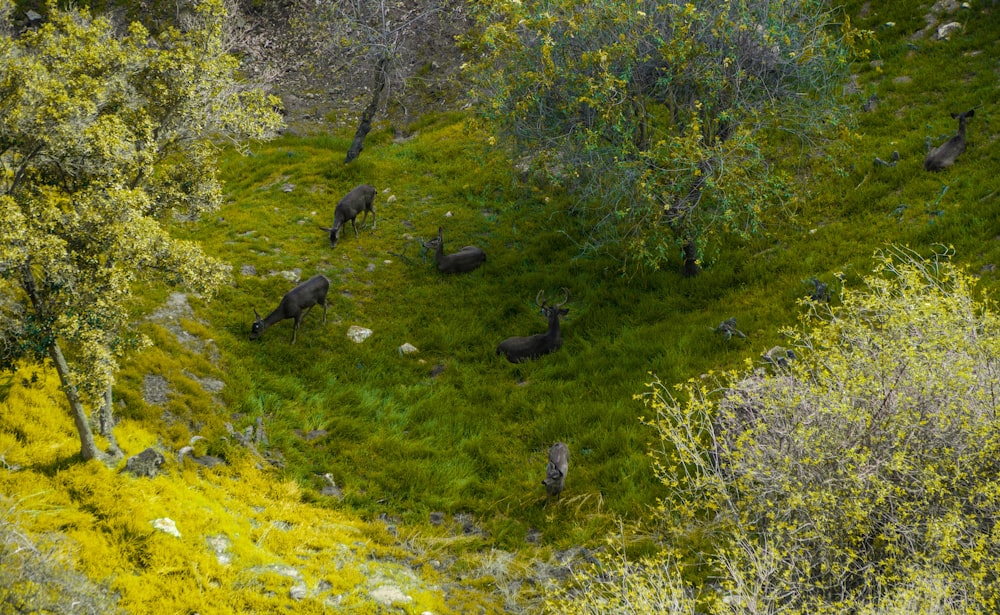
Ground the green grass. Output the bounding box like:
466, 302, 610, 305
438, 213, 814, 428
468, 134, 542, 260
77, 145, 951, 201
167, 123, 692, 543
6, 0, 999, 610
158, 2, 1000, 555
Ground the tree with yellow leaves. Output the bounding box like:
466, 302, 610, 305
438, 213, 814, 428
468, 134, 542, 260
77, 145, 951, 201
0, 0, 282, 463
588, 246, 1000, 612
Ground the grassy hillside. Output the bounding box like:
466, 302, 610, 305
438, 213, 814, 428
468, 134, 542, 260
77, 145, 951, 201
2, 0, 999, 612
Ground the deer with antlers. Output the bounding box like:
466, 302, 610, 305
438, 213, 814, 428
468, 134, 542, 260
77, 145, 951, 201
496, 288, 570, 363
422, 227, 486, 274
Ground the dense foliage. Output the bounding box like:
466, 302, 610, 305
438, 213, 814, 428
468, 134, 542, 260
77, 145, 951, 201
464, 0, 864, 273
551, 248, 1000, 612
0, 0, 997, 611
0, 0, 281, 459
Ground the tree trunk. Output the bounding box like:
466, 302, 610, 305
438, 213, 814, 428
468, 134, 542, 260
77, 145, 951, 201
47, 341, 103, 462
682, 239, 702, 277
99, 384, 123, 461
21, 263, 109, 463
345, 56, 389, 164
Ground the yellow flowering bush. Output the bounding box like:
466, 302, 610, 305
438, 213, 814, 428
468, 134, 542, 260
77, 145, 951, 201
558, 247, 1000, 612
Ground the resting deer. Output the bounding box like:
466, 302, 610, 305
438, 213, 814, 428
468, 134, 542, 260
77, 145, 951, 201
422, 227, 486, 273
496, 288, 570, 363
320, 184, 376, 247
250, 274, 330, 343
924, 109, 974, 171
542, 442, 569, 497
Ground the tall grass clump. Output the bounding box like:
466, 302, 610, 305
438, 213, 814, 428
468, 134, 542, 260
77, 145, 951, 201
556, 246, 1000, 613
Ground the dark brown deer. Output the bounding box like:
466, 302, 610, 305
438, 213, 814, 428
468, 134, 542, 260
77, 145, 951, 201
542, 442, 569, 497
924, 109, 974, 171
320, 184, 376, 247
422, 227, 486, 273
496, 288, 570, 363
250, 275, 330, 343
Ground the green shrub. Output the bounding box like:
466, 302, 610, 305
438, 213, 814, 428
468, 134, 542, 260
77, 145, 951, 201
464, 0, 866, 272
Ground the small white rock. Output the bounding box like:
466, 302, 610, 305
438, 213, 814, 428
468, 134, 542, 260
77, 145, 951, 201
398, 343, 419, 355
347, 326, 372, 343
152, 517, 181, 538
934, 22, 962, 40
370, 585, 412, 606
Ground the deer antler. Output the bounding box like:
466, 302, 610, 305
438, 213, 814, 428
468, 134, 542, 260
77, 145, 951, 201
535, 290, 546, 307
555, 287, 570, 307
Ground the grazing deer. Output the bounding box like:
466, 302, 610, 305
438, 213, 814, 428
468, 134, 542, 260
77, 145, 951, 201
320, 184, 376, 247
924, 109, 974, 171
542, 442, 569, 497
496, 288, 570, 363
422, 227, 486, 273
250, 274, 330, 343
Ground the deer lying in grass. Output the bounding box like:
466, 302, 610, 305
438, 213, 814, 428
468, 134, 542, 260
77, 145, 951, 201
542, 442, 569, 497
320, 184, 376, 247
496, 288, 570, 363
422, 227, 486, 273
924, 109, 974, 171
250, 274, 330, 343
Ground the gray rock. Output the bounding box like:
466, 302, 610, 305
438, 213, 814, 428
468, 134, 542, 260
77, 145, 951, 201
933, 21, 962, 40
369, 585, 412, 606
124, 447, 165, 478
347, 326, 372, 343
142, 374, 170, 405
207, 534, 232, 565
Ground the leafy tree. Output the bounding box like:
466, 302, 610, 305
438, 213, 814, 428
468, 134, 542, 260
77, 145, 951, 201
290, 0, 448, 163
465, 0, 865, 274
0, 0, 282, 462
593, 246, 1000, 612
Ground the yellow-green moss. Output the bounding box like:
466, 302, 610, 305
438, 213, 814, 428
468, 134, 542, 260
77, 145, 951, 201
0, 363, 500, 613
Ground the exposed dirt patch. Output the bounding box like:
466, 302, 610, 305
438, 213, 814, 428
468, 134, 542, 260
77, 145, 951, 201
235, 0, 473, 135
